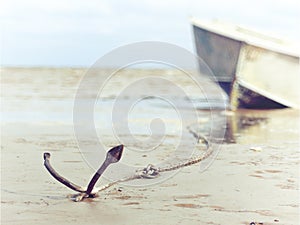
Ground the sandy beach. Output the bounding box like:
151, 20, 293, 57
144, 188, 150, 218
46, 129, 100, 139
1, 68, 299, 225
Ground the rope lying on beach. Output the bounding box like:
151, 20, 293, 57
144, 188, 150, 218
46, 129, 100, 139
43, 128, 213, 202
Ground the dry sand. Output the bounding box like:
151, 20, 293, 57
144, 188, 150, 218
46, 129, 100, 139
1, 68, 299, 225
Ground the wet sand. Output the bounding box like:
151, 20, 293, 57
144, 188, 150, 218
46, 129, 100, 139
1, 68, 299, 225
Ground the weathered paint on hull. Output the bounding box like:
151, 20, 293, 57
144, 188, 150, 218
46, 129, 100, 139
230, 81, 287, 109
217, 81, 286, 109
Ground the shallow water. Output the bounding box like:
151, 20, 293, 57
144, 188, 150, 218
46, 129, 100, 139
2, 67, 297, 144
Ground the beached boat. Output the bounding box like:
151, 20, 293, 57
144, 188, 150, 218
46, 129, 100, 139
191, 18, 300, 110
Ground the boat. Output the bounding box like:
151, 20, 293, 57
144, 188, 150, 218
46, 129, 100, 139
191, 18, 300, 110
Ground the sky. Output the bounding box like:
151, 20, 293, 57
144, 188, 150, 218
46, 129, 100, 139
1, 0, 299, 67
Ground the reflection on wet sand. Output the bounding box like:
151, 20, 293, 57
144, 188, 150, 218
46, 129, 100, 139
225, 112, 268, 143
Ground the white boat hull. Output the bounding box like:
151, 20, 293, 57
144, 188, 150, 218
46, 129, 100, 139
191, 19, 300, 110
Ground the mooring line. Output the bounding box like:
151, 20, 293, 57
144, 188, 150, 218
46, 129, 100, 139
43, 127, 212, 201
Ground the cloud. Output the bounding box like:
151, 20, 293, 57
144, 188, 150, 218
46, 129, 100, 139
1, 0, 299, 66
1, 0, 114, 34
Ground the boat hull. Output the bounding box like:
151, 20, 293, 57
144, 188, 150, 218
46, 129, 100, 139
192, 19, 300, 110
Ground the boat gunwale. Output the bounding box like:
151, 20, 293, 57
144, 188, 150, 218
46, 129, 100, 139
191, 18, 300, 58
